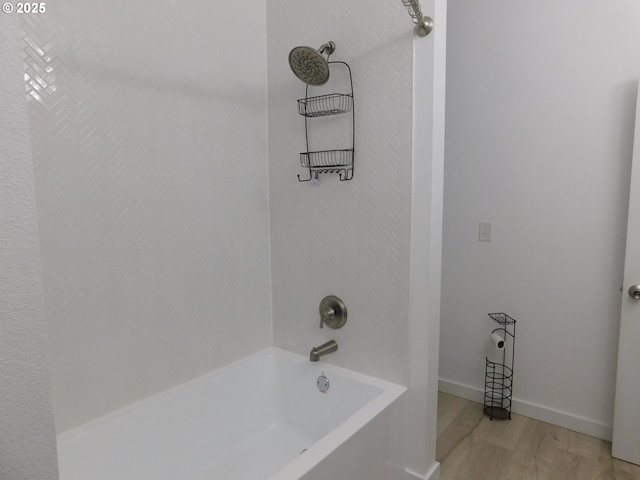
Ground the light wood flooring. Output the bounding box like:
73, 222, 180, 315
437, 392, 640, 480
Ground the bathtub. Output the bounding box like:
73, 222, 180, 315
56, 347, 407, 480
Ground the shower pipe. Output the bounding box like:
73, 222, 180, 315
401, 0, 433, 37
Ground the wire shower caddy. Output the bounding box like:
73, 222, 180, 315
297, 61, 355, 182
484, 312, 517, 420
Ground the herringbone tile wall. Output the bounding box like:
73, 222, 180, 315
20, 0, 272, 432
20, 0, 416, 433
267, 0, 414, 384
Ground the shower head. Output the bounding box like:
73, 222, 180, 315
288, 41, 336, 86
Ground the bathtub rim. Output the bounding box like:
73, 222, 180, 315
57, 346, 288, 446
56, 346, 407, 479
267, 355, 406, 479
267, 349, 406, 479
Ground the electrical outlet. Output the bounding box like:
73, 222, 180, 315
479, 222, 492, 242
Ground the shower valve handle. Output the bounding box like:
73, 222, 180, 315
318, 296, 347, 329
320, 307, 336, 329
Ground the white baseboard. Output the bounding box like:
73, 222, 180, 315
425, 462, 441, 480
438, 378, 613, 441
404, 462, 440, 480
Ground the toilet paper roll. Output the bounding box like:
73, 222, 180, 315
491, 332, 505, 350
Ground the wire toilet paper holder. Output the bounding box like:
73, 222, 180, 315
484, 312, 517, 420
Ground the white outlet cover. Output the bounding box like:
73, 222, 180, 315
479, 222, 492, 242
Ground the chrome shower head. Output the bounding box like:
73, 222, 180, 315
288, 41, 336, 86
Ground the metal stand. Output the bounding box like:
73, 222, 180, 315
484, 312, 516, 420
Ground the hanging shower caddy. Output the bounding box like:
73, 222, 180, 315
296, 61, 355, 182
484, 312, 517, 420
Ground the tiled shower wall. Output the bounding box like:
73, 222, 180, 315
20, 0, 271, 432
21, 0, 415, 432
267, 1, 414, 384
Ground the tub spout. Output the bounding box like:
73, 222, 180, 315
310, 340, 338, 362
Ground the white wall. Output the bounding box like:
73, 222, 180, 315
441, 0, 640, 439
0, 14, 59, 480
20, 0, 271, 431
266, 0, 413, 384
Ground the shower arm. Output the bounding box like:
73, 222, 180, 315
318, 41, 335, 57
401, 0, 433, 37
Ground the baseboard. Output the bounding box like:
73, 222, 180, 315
438, 378, 613, 441
404, 462, 440, 480
438, 378, 484, 403
425, 462, 440, 480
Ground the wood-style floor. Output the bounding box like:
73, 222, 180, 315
437, 392, 640, 480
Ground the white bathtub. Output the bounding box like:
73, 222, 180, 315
57, 347, 407, 480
